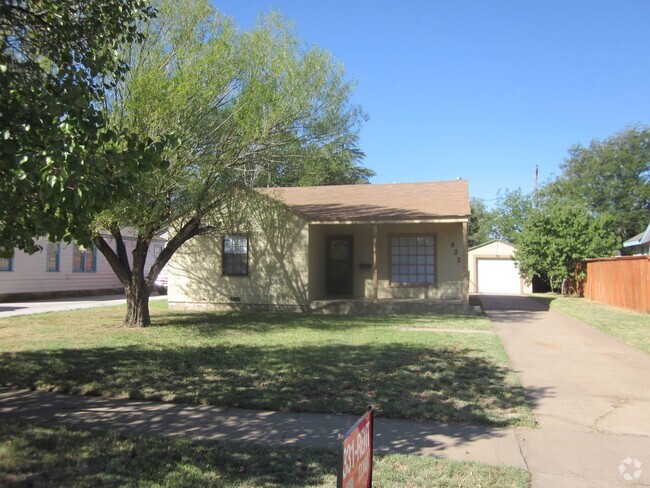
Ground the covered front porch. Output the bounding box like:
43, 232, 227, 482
307, 221, 469, 307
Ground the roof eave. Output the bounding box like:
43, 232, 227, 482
309, 216, 470, 225
623, 222, 650, 247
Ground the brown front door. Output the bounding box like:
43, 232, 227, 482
326, 235, 353, 297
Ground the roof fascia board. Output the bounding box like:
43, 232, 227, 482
310, 217, 469, 225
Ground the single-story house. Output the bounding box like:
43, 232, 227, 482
623, 222, 650, 255
468, 239, 532, 294
0, 231, 167, 302
168, 180, 471, 313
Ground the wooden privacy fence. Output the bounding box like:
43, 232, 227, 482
581, 255, 649, 313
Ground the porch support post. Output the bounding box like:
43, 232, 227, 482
372, 224, 378, 302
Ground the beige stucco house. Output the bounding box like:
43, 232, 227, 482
168, 180, 471, 313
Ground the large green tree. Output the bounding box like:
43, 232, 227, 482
0, 0, 156, 256
549, 126, 650, 242
468, 199, 493, 247
515, 205, 620, 293
94, 0, 369, 326
490, 188, 534, 245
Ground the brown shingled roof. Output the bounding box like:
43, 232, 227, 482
256, 180, 470, 222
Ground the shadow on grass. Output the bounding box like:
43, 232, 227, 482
0, 342, 542, 427
0, 421, 336, 487
150, 310, 489, 336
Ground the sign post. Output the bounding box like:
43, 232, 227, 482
338, 406, 374, 488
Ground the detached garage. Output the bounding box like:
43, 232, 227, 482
468, 240, 532, 294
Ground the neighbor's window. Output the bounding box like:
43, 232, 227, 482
0, 255, 12, 272
390, 235, 435, 285
222, 234, 249, 276
153, 244, 164, 260
46, 242, 60, 272
73, 244, 96, 272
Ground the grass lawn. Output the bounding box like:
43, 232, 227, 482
0, 422, 531, 487
531, 294, 650, 355
0, 301, 534, 427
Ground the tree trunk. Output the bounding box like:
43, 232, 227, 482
123, 235, 154, 327
94, 219, 206, 327
124, 279, 151, 327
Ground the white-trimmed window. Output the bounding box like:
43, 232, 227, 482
390, 235, 435, 285
46, 242, 60, 272
222, 234, 248, 276
73, 244, 96, 272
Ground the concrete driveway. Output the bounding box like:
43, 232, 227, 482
482, 294, 650, 487
0, 294, 166, 318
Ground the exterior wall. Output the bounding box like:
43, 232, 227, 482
168, 206, 310, 311
468, 240, 532, 293
309, 222, 468, 302
0, 236, 166, 300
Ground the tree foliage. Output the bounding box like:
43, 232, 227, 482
94, 0, 370, 326
515, 205, 620, 293
0, 0, 157, 256
468, 200, 493, 247
490, 188, 534, 245
549, 126, 650, 241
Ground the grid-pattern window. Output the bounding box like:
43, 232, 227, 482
222, 234, 248, 276
46, 243, 60, 272
73, 245, 96, 272
0, 256, 12, 271
390, 235, 435, 285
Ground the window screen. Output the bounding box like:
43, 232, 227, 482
73, 245, 96, 272
0, 256, 12, 271
46, 243, 60, 271
223, 234, 248, 276
390, 235, 435, 285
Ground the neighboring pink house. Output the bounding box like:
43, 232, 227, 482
0, 232, 166, 301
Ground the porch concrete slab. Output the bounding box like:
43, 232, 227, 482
517, 428, 650, 487
0, 388, 526, 469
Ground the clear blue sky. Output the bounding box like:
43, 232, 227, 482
212, 0, 650, 203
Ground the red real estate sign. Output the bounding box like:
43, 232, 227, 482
338, 407, 374, 488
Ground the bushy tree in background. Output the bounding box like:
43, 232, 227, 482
468, 199, 493, 247
489, 188, 534, 245
515, 205, 620, 293
548, 126, 650, 242
0, 0, 156, 256
94, 0, 370, 326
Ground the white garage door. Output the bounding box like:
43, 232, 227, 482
477, 258, 521, 294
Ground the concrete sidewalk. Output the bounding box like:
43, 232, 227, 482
482, 294, 650, 488
0, 387, 526, 469
0, 294, 166, 318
